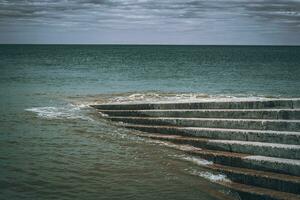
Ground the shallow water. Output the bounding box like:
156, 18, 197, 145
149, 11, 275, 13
1, 45, 300, 200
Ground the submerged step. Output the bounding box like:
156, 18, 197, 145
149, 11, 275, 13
123, 124, 300, 145
99, 109, 300, 120
133, 135, 300, 176
200, 162, 300, 195
219, 181, 300, 200
137, 132, 300, 198
107, 116, 300, 132
136, 134, 300, 159
91, 98, 300, 110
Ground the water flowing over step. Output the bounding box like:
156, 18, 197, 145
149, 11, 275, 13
91, 98, 300, 200
131, 134, 300, 159
122, 124, 300, 145
107, 116, 300, 132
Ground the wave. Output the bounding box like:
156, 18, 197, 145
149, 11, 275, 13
71, 91, 282, 106
175, 155, 228, 181
172, 154, 230, 183
109, 92, 282, 103
25, 104, 93, 120
110, 92, 211, 103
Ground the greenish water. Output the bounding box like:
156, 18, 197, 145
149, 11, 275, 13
0, 45, 300, 200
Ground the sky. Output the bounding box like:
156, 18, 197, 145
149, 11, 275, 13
0, 0, 300, 45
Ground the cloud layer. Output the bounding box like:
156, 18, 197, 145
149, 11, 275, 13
0, 0, 300, 44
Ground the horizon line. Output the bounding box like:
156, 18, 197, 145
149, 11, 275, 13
1, 43, 300, 47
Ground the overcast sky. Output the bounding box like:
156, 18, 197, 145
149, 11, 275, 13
0, 0, 300, 44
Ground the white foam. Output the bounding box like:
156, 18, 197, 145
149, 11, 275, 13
99, 112, 109, 117
178, 155, 213, 166
25, 104, 93, 121
189, 170, 231, 183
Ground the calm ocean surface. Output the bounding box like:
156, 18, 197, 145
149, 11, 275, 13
1, 45, 300, 200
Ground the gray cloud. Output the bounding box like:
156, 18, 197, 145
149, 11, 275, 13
0, 0, 300, 44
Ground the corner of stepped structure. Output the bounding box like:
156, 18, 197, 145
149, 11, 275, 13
91, 98, 300, 200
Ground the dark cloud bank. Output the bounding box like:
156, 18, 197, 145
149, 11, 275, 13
0, 0, 300, 44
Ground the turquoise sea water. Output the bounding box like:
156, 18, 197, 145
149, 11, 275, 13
1, 45, 300, 200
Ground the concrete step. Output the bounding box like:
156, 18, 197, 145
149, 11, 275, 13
107, 116, 300, 132
122, 124, 300, 145
91, 99, 300, 110
99, 109, 300, 120
133, 134, 300, 176
92, 99, 300, 199
137, 134, 300, 159
219, 181, 300, 200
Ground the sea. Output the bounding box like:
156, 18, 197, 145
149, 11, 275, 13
1, 45, 300, 200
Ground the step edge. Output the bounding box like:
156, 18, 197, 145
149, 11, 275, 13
106, 116, 300, 122
123, 124, 300, 135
